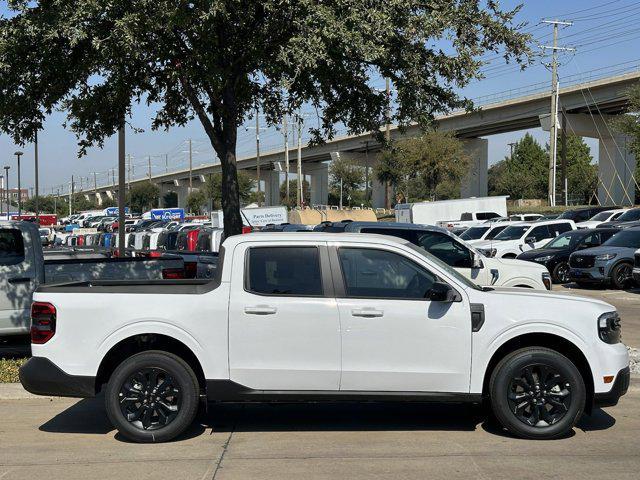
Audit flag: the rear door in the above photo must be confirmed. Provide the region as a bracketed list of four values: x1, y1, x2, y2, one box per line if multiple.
[228, 242, 341, 390]
[0, 226, 37, 334]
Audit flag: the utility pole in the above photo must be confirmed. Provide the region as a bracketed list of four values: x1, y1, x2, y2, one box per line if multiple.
[296, 116, 303, 207]
[283, 115, 290, 204]
[148, 155, 152, 182]
[93, 171, 98, 193]
[384, 77, 392, 209]
[112, 168, 115, 186]
[0, 174, 3, 216]
[255, 107, 262, 206]
[542, 19, 573, 207]
[165, 153, 168, 174]
[127, 154, 131, 191]
[14, 151, 23, 217]
[117, 120, 126, 257]
[508, 142, 516, 158]
[3, 166, 9, 215]
[188, 139, 193, 195]
[34, 130, 39, 221]
[561, 108, 568, 206]
[69, 175, 74, 216]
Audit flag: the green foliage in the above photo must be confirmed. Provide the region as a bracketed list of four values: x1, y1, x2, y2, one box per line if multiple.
[163, 191, 178, 208]
[99, 197, 117, 208]
[279, 178, 311, 207]
[0, 1, 530, 236]
[203, 171, 255, 209]
[128, 183, 159, 213]
[186, 190, 207, 214]
[489, 133, 597, 203]
[329, 156, 365, 207]
[375, 131, 469, 203]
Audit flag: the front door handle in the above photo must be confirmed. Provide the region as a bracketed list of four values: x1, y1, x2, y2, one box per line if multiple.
[351, 308, 384, 318]
[8, 277, 32, 284]
[244, 305, 277, 315]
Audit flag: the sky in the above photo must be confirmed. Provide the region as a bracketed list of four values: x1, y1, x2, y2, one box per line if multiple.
[0, 0, 639, 194]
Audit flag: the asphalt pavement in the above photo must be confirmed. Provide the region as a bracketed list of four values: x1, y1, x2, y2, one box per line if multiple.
[0, 384, 638, 480]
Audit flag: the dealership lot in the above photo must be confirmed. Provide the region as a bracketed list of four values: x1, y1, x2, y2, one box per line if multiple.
[0, 385, 639, 480]
[0, 283, 638, 480]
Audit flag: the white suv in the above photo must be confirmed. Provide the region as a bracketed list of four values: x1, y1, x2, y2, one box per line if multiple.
[473, 220, 576, 258]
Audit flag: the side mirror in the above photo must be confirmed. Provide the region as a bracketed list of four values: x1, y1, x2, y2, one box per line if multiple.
[425, 282, 461, 303]
[525, 236, 536, 244]
[472, 253, 483, 269]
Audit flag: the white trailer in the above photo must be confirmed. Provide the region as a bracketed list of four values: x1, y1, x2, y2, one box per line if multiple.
[395, 196, 509, 226]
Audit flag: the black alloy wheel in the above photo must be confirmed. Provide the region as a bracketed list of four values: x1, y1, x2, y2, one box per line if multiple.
[118, 367, 181, 431]
[553, 262, 570, 284]
[611, 262, 632, 289]
[507, 364, 571, 428]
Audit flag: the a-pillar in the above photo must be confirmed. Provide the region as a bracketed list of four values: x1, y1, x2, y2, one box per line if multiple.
[460, 138, 488, 198]
[263, 170, 281, 206]
[304, 162, 329, 207]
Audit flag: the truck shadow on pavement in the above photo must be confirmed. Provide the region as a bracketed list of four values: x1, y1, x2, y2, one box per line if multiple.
[38, 396, 617, 441]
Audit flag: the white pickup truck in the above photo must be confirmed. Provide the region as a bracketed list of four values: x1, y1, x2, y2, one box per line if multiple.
[436, 211, 503, 230]
[0, 221, 184, 336]
[20, 233, 629, 443]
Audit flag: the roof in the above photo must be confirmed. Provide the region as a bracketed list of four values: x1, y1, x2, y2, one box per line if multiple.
[225, 231, 412, 248]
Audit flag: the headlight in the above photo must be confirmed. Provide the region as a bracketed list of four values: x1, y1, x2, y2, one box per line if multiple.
[595, 253, 617, 261]
[542, 272, 552, 290]
[534, 255, 554, 262]
[598, 311, 621, 344]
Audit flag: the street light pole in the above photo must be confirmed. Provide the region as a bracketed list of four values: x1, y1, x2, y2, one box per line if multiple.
[4, 166, 10, 216]
[34, 130, 39, 221]
[14, 151, 23, 218]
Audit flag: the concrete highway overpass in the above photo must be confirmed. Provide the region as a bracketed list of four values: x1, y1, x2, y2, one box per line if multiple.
[78, 71, 640, 209]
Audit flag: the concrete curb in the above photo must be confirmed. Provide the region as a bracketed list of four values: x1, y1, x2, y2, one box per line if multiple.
[2, 374, 640, 400]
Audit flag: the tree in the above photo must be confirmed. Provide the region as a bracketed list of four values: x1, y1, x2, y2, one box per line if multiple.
[186, 190, 207, 214]
[329, 156, 365, 207]
[557, 135, 597, 204]
[203, 171, 255, 210]
[128, 183, 159, 213]
[163, 191, 178, 208]
[612, 83, 640, 202]
[279, 179, 310, 207]
[375, 131, 469, 203]
[490, 133, 548, 199]
[99, 197, 117, 208]
[0, 1, 530, 237]
[375, 148, 405, 206]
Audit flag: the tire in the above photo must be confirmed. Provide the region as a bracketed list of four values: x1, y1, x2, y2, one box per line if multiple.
[610, 262, 632, 289]
[105, 350, 200, 443]
[552, 262, 570, 284]
[489, 347, 586, 440]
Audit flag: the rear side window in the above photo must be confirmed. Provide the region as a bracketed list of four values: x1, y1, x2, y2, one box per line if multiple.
[0, 229, 25, 266]
[553, 222, 573, 235]
[461, 212, 472, 221]
[247, 247, 323, 296]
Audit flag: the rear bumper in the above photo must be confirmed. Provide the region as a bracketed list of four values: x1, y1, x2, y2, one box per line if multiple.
[19, 357, 96, 398]
[593, 366, 630, 408]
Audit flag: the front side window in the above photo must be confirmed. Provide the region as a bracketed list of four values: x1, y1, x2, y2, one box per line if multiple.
[553, 222, 573, 235]
[0, 229, 25, 266]
[529, 225, 552, 242]
[248, 247, 323, 296]
[415, 232, 473, 268]
[338, 248, 436, 299]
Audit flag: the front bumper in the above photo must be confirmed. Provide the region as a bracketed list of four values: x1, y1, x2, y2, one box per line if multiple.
[569, 265, 609, 283]
[594, 366, 630, 408]
[19, 357, 96, 398]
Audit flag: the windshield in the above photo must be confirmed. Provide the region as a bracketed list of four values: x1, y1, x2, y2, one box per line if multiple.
[544, 231, 583, 249]
[557, 210, 578, 220]
[485, 225, 508, 240]
[590, 211, 615, 221]
[459, 226, 489, 240]
[603, 229, 640, 248]
[494, 225, 530, 241]
[405, 242, 482, 291]
[616, 209, 640, 222]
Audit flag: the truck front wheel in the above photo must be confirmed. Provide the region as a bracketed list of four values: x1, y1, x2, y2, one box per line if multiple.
[489, 347, 586, 440]
[105, 351, 200, 443]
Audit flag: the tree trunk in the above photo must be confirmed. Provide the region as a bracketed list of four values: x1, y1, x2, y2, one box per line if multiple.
[219, 146, 243, 238]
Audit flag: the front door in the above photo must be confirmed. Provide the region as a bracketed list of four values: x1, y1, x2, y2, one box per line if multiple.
[228, 242, 341, 390]
[333, 245, 472, 393]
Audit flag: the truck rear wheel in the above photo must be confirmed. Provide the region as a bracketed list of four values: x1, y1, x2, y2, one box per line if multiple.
[105, 351, 200, 443]
[489, 347, 585, 440]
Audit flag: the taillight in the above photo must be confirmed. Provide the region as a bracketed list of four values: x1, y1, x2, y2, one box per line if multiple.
[31, 302, 56, 344]
[162, 268, 185, 279]
[242, 226, 252, 234]
[148, 250, 162, 258]
[184, 261, 197, 279]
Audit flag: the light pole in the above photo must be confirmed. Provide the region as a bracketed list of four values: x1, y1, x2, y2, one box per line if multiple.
[0, 174, 3, 216]
[4, 166, 10, 216]
[14, 151, 23, 217]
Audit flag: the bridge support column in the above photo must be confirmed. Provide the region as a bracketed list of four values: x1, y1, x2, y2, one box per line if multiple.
[304, 163, 329, 207]
[95, 192, 103, 206]
[460, 138, 488, 198]
[598, 134, 636, 205]
[263, 170, 281, 206]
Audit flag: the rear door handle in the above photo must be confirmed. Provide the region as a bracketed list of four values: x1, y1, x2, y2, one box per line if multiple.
[351, 309, 384, 318]
[244, 305, 277, 315]
[8, 277, 32, 284]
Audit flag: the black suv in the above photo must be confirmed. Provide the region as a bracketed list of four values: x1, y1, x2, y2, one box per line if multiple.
[516, 228, 619, 283]
[557, 206, 621, 224]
